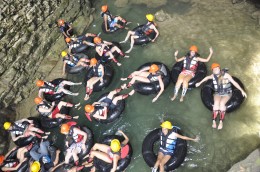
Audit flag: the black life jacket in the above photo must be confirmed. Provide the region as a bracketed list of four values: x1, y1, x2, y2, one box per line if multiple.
[141, 22, 154, 35]
[36, 101, 52, 116]
[213, 69, 232, 95]
[101, 10, 113, 23]
[183, 52, 199, 71]
[160, 129, 177, 152]
[63, 55, 79, 67]
[9, 122, 28, 135]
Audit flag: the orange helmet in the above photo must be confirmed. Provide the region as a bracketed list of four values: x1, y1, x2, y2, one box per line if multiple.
[57, 19, 65, 26]
[101, 5, 108, 12]
[65, 37, 71, 43]
[93, 37, 102, 44]
[189, 45, 198, 53]
[34, 97, 43, 104]
[36, 80, 44, 87]
[60, 124, 70, 134]
[0, 155, 4, 164]
[149, 64, 159, 73]
[211, 63, 220, 70]
[90, 58, 98, 66]
[85, 104, 95, 113]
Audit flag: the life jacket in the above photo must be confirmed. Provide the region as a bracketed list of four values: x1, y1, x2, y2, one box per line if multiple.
[101, 10, 113, 24]
[63, 55, 79, 67]
[39, 82, 57, 95]
[213, 70, 232, 95]
[108, 144, 129, 160]
[183, 53, 199, 72]
[92, 63, 103, 77]
[59, 22, 70, 33]
[91, 104, 106, 116]
[141, 22, 154, 35]
[69, 40, 82, 49]
[9, 122, 28, 136]
[68, 125, 83, 143]
[160, 128, 177, 152]
[147, 70, 163, 82]
[36, 101, 52, 117]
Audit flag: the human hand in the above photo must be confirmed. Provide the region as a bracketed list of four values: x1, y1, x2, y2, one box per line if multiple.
[174, 50, 178, 58]
[151, 39, 155, 42]
[209, 47, 213, 54]
[195, 83, 200, 87]
[117, 62, 122, 66]
[117, 130, 124, 135]
[152, 97, 158, 103]
[241, 90, 247, 98]
[194, 135, 200, 142]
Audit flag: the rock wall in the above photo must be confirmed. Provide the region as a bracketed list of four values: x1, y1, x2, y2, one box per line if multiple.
[0, 0, 94, 154]
[0, 0, 94, 108]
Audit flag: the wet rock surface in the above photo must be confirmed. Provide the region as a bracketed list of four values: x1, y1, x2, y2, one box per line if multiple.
[0, 0, 94, 154]
[0, 0, 93, 108]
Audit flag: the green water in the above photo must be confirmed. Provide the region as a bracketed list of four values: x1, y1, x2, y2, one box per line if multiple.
[55, 0, 260, 171]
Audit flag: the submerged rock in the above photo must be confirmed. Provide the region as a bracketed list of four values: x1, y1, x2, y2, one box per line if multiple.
[155, 9, 170, 22]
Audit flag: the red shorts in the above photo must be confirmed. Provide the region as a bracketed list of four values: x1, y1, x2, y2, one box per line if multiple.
[51, 106, 60, 118]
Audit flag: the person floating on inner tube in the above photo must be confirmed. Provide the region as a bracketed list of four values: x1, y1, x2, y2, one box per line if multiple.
[170, 46, 213, 102]
[101, 5, 130, 32]
[0, 144, 33, 171]
[120, 14, 159, 53]
[60, 123, 88, 166]
[61, 51, 90, 76]
[37, 79, 81, 99]
[195, 63, 247, 129]
[94, 37, 129, 66]
[85, 88, 135, 121]
[152, 121, 199, 172]
[29, 139, 61, 172]
[121, 64, 164, 102]
[3, 119, 50, 142]
[84, 58, 104, 101]
[88, 130, 129, 172]
[57, 19, 73, 40]
[34, 97, 79, 120]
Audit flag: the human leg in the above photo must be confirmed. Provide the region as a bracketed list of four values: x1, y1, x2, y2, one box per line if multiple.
[120, 31, 135, 43]
[153, 151, 164, 172]
[179, 74, 193, 102]
[125, 35, 139, 53]
[218, 95, 231, 130]
[212, 95, 221, 128]
[171, 74, 185, 101]
[159, 155, 172, 172]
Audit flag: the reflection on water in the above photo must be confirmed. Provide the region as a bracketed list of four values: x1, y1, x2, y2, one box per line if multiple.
[62, 0, 260, 171]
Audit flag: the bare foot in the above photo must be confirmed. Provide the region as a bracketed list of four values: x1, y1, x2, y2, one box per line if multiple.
[217, 121, 223, 130]
[180, 96, 184, 102]
[121, 84, 127, 89]
[170, 95, 177, 101]
[75, 103, 80, 107]
[212, 120, 217, 128]
[45, 132, 51, 135]
[121, 78, 128, 81]
[129, 90, 135, 96]
[72, 93, 79, 96]
[73, 116, 79, 119]
[117, 62, 122, 66]
[120, 40, 127, 44]
[124, 55, 130, 58]
[42, 136, 48, 139]
[75, 82, 82, 85]
[84, 94, 89, 101]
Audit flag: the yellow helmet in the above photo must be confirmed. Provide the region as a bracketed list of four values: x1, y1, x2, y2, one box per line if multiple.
[61, 51, 67, 57]
[3, 122, 11, 130]
[160, 121, 172, 129]
[146, 14, 154, 22]
[110, 139, 121, 152]
[31, 161, 40, 172]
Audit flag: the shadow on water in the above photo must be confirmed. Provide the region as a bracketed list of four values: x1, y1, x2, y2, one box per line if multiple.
[47, 0, 260, 171]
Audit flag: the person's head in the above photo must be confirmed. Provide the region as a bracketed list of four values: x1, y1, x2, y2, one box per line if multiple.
[93, 37, 102, 44]
[0, 155, 4, 165]
[160, 121, 173, 135]
[57, 19, 65, 26]
[34, 97, 43, 104]
[65, 37, 71, 43]
[146, 14, 154, 22]
[31, 161, 41, 172]
[60, 123, 70, 135]
[149, 64, 159, 73]
[3, 122, 12, 130]
[189, 45, 198, 56]
[36, 80, 45, 87]
[101, 5, 108, 12]
[61, 51, 68, 57]
[110, 139, 121, 152]
[211, 63, 220, 74]
[90, 58, 98, 66]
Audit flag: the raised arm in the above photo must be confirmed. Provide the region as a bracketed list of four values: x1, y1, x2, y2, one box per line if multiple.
[174, 50, 185, 62]
[151, 25, 159, 42]
[197, 47, 213, 62]
[118, 130, 129, 145]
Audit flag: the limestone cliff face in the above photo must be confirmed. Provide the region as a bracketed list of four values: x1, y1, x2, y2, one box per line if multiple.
[0, 0, 94, 108]
[0, 0, 94, 154]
